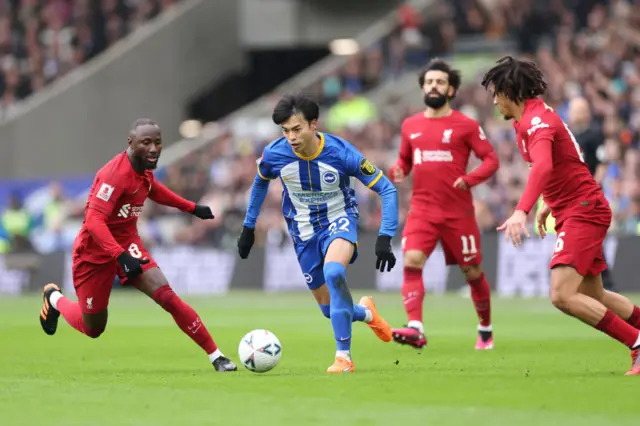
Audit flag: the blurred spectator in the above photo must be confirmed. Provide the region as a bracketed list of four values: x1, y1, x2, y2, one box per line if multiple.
[0, 0, 182, 119]
[12, 0, 640, 254]
[1, 193, 34, 252]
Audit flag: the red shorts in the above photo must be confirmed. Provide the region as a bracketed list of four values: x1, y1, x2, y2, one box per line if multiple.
[402, 214, 482, 267]
[72, 238, 157, 314]
[549, 219, 608, 276]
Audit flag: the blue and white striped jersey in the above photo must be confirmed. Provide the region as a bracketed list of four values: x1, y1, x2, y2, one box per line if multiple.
[255, 132, 395, 242]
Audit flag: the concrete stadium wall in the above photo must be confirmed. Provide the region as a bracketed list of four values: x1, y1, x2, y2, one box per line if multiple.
[0, 0, 244, 179]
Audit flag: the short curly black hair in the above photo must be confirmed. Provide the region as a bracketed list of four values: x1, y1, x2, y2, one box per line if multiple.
[481, 56, 548, 102]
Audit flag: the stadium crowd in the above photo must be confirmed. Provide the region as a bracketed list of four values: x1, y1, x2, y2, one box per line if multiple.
[0, 0, 181, 119]
[4, 0, 640, 254]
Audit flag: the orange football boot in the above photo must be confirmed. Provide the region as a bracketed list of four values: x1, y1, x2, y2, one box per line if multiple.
[625, 348, 640, 376]
[40, 283, 61, 336]
[359, 296, 393, 342]
[327, 356, 355, 373]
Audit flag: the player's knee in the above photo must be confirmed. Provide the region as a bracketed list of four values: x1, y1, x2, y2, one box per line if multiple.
[85, 326, 106, 339]
[549, 288, 571, 313]
[462, 266, 482, 281]
[151, 284, 176, 309]
[323, 262, 346, 286]
[404, 252, 425, 269]
[319, 304, 331, 319]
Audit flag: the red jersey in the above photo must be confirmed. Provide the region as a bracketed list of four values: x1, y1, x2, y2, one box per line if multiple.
[395, 109, 499, 219]
[73, 151, 195, 264]
[513, 98, 609, 226]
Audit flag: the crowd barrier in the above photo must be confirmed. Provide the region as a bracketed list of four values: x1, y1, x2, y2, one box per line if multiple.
[0, 231, 634, 297]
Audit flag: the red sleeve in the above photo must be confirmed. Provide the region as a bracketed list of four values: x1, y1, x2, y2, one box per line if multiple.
[516, 127, 555, 214]
[392, 124, 413, 175]
[85, 207, 125, 259]
[148, 179, 196, 212]
[462, 124, 499, 187]
[87, 172, 126, 216]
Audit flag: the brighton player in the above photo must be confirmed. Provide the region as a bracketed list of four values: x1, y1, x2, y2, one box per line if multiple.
[237, 93, 398, 373]
[482, 56, 640, 375]
[38, 119, 237, 372]
[390, 59, 499, 350]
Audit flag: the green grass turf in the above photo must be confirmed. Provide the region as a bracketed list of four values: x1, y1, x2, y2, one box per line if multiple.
[0, 290, 638, 426]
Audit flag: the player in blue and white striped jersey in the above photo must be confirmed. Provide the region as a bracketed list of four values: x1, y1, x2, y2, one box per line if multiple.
[237, 93, 399, 373]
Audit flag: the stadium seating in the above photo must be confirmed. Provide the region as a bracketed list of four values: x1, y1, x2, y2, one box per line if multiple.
[0, 0, 181, 119]
[4, 0, 640, 254]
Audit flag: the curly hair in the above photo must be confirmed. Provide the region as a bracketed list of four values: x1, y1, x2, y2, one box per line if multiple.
[481, 56, 548, 102]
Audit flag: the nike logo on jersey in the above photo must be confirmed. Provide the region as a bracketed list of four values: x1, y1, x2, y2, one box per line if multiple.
[463, 255, 476, 262]
[410, 133, 422, 140]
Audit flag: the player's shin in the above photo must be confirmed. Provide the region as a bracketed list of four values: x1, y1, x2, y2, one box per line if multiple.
[323, 262, 354, 359]
[151, 285, 219, 356]
[319, 303, 370, 322]
[466, 272, 492, 326]
[551, 268, 640, 348]
[599, 291, 640, 328]
[402, 266, 425, 331]
[555, 292, 640, 347]
[465, 270, 493, 347]
[626, 304, 640, 329]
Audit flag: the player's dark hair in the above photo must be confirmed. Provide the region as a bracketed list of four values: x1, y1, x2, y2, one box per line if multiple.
[272, 93, 320, 125]
[481, 56, 548, 102]
[418, 58, 462, 99]
[129, 118, 157, 136]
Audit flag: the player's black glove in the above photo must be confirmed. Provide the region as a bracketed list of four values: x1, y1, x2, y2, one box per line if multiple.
[117, 252, 150, 279]
[375, 235, 396, 272]
[237, 226, 255, 259]
[192, 204, 215, 220]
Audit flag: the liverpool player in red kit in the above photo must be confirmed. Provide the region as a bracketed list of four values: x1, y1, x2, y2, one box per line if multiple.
[390, 59, 499, 350]
[482, 56, 640, 375]
[38, 119, 237, 372]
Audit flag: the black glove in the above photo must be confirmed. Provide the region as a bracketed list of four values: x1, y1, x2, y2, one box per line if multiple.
[192, 204, 215, 220]
[375, 235, 396, 272]
[237, 226, 255, 259]
[117, 252, 150, 279]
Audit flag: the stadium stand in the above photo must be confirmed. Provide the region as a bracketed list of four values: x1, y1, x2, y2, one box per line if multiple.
[3, 0, 640, 255]
[0, 0, 182, 119]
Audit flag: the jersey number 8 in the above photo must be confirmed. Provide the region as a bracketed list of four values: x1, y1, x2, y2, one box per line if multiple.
[128, 243, 142, 258]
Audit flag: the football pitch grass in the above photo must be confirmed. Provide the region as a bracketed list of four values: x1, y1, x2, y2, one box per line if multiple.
[1, 290, 638, 426]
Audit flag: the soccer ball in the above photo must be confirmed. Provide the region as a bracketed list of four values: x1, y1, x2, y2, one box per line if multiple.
[238, 329, 282, 373]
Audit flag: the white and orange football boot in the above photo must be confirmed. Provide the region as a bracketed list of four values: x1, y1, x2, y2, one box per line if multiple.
[359, 296, 393, 342]
[327, 356, 355, 373]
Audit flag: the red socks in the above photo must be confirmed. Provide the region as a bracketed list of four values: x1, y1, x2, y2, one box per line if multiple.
[626, 305, 640, 329]
[58, 297, 104, 338]
[402, 267, 425, 322]
[151, 285, 218, 354]
[596, 309, 640, 348]
[402, 268, 492, 329]
[467, 273, 492, 327]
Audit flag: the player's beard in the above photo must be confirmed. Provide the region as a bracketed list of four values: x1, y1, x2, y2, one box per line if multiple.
[132, 154, 158, 170]
[145, 157, 159, 170]
[424, 92, 448, 109]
